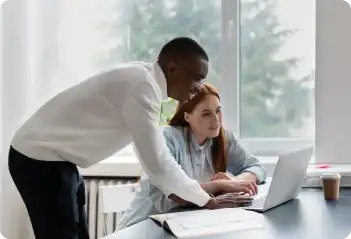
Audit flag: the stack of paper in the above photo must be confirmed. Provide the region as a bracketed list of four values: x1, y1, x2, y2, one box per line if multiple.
[149, 208, 265, 238]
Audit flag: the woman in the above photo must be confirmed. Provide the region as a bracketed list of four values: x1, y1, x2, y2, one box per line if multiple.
[118, 83, 266, 229]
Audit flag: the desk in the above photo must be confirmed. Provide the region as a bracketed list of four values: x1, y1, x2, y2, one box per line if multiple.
[109, 188, 351, 239]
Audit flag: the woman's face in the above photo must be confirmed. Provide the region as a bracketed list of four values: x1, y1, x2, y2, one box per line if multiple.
[185, 94, 222, 139]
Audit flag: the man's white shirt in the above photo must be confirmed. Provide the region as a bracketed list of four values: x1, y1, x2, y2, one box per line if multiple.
[11, 62, 210, 206]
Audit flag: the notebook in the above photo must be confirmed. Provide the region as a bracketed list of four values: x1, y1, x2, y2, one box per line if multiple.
[149, 208, 265, 238]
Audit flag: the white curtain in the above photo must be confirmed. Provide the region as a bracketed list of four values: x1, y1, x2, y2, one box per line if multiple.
[1, 0, 60, 238]
[1, 1, 130, 237]
[1, 1, 34, 238]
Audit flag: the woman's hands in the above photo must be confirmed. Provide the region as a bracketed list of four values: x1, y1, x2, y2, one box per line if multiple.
[212, 178, 258, 196]
[211, 172, 258, 195]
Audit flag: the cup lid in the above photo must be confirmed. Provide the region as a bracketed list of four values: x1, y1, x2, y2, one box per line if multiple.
[320, 172, 341, 179]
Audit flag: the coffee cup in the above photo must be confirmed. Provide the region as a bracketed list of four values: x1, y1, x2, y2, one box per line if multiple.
[320, 173, 341, 200]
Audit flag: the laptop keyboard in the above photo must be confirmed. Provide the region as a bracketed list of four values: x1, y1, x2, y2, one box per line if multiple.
[250, 195, 267, 208]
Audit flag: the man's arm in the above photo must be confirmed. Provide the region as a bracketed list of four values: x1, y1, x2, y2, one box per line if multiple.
[122, 81, 211, 207]
[152, 126, 223, 211]
[154, 181, 220, 212]
[168, 181, 254, 209]
[167, 181, 220, 205]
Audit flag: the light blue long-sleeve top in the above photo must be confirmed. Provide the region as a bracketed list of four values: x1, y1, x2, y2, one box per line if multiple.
[118, 125, 266, 229]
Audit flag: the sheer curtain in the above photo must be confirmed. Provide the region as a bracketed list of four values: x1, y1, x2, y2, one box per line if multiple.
[0, 0, 125, 236]
[1, 0, 135, 237]
[1, 0, 60, 238]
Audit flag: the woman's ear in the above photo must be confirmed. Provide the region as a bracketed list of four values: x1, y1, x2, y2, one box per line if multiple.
[184, 112, 190, 123]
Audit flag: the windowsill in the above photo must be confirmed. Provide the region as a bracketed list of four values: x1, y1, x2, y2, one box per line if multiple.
[78, 156, 142, 177]
[78, 155, 351, 178]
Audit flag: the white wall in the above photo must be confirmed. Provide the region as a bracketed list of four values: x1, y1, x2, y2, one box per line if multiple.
[315, 0, 351, 164]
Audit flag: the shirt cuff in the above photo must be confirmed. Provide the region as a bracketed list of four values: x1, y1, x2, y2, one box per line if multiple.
[162, 186, 211, 207]
[163, 188, 173, 198]
[188, 190, 211, 207]
[242, 166, 266, 184]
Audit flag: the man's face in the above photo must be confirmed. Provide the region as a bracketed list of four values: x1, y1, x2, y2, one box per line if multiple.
[167, 57, 208, 102]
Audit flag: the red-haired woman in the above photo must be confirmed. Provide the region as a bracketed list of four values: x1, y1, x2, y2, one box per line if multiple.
[119, 83, 266, 229]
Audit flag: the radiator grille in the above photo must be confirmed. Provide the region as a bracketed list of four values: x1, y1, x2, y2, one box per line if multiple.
[83, 177, 138, 239]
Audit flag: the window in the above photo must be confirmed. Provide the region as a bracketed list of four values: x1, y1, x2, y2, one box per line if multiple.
[240, 0, 315, 137]
[47, 0, 315, 160]
[237, 0, 315, 155]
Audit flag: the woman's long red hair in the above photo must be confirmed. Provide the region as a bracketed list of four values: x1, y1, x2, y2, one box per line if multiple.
[168, 83, 227, 173]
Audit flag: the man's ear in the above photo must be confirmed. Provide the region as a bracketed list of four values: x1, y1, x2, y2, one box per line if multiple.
[167, 61, 177, 78]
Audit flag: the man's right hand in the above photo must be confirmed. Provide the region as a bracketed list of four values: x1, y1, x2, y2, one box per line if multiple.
[204, 192, 253, 209]
[213, 179, 257, 195]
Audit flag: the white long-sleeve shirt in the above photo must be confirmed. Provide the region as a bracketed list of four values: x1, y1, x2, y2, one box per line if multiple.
[11, 61, 211, 206]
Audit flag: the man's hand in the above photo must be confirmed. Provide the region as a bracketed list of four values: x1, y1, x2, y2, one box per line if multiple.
[204, 198, 219, 209]
[215, 192, 253, 208]
[214, 179, 258, 195]
[204, 193, 253, 209]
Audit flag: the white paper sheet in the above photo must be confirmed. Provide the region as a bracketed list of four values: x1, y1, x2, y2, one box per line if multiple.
[149, 208, 266, 238]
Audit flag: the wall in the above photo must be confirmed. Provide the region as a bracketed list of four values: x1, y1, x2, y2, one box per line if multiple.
[315, 0, 351, 163]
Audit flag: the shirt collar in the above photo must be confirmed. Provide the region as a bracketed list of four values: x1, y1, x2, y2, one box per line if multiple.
[186, 127, 213, 152]
[152, 62, 168, 100]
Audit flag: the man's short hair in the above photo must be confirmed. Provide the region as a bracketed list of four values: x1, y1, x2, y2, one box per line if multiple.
[158, 37, 209, 62]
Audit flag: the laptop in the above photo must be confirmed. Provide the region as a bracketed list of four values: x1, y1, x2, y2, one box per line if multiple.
[242, 146, 314, 212]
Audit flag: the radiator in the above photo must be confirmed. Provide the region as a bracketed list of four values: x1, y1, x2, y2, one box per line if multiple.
[83, 177, 139, 239]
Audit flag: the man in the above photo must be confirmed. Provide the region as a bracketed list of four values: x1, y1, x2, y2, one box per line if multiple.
[8, 37, 256, 239]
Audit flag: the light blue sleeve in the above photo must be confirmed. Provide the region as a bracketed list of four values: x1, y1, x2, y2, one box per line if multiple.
[226, 130, 267, 184]
[151, 126, 182, 212]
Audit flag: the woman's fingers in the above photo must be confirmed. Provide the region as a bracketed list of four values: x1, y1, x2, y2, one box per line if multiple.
[239, 186, 254, 196]
[240, 180, 257, 195]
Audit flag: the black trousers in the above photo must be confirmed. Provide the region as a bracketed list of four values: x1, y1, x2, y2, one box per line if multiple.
[8, 146, 90, 239]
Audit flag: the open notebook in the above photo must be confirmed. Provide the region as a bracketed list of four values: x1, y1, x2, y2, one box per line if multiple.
[149, 208, 265, 238]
